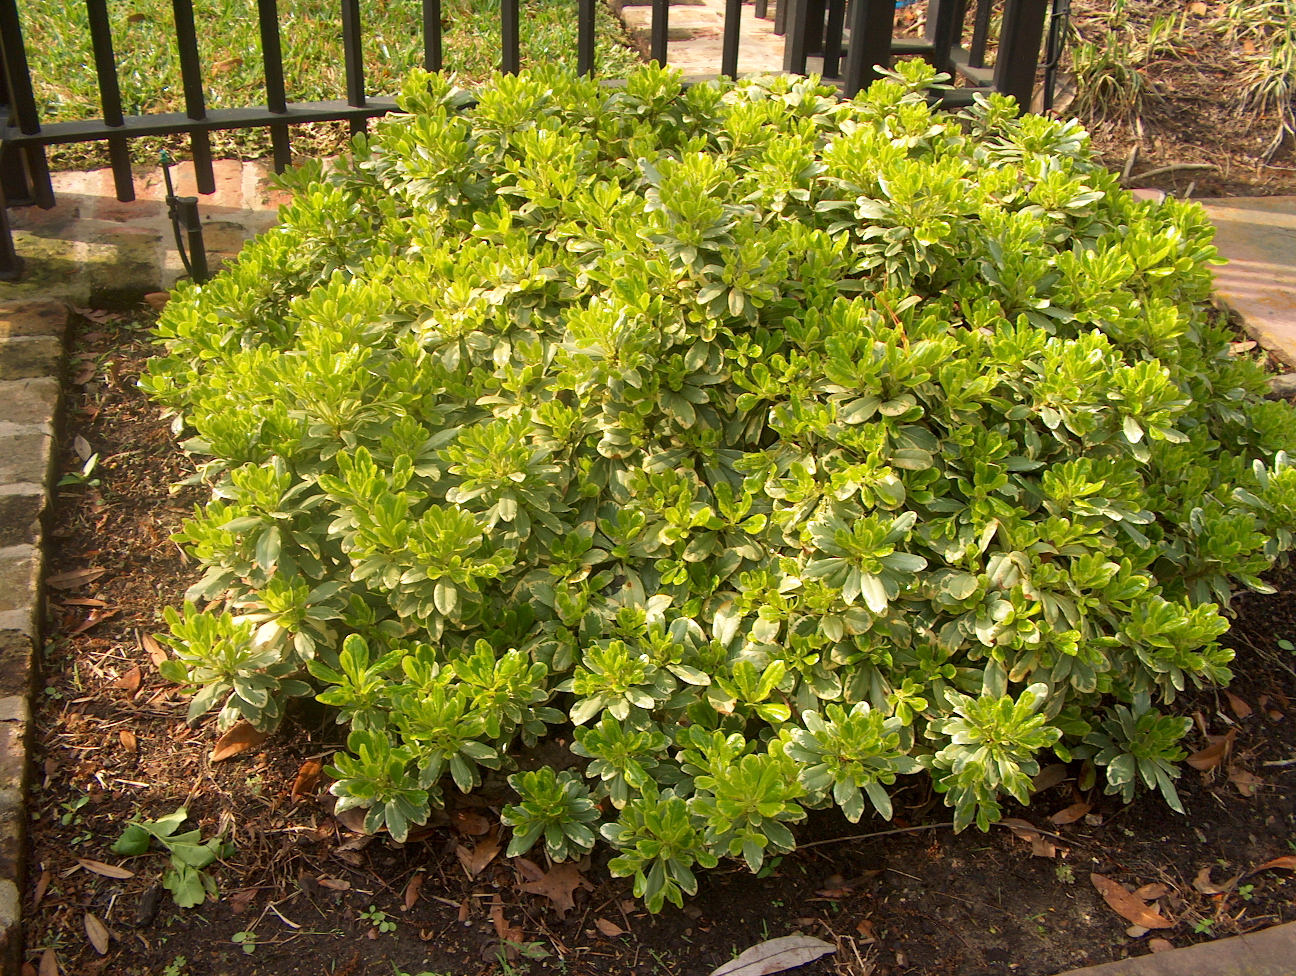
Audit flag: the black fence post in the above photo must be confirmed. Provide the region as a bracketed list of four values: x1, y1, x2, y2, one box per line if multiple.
[423, 0, 443, 72]
[501, 0, 520, 73]
[86, 0, 135, 201]
[650, 0, 669, 66]
[256, 0, 292, 171]
[721, 0, 742, 78]
[994, 0, 1049, 109]
[782, 0, 809, 74]
[339, 0, 367, 132]
[0, 0, 52, 209]
[923, 0, 959, 75]
[843, 0, 896, 97]
[578, 0, 596, 76]
[170, 0, 215, 193]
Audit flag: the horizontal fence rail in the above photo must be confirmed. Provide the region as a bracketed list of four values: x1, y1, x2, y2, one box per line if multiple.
[0, 0, 1056, 280]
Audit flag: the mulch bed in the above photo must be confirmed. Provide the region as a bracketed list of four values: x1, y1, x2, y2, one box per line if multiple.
[20, 305, 1296, 976]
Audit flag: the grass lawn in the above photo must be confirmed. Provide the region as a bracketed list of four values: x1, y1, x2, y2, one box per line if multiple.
[22, 0, 642, 166]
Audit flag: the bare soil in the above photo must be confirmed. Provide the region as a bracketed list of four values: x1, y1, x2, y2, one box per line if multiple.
[20, 308, 1296, 976]
[1065, 0, 1296, 198]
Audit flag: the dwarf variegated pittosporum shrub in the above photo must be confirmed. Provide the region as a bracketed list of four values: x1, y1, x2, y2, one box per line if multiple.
[144, 61, 1296, 911]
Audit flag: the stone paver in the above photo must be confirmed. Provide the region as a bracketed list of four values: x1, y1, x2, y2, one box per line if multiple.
[0, 300, 63, 976]
[1200, 196, 1296, 367]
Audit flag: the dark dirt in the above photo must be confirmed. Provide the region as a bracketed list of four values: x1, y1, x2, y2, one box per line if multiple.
[1065, 0, 1296, 199]
[19, 312, 1296, 976]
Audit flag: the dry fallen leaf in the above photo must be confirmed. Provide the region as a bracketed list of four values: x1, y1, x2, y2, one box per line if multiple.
[39, 948, 58, 976]
[1090, 874, 1174, 929]
[70, 609, 118, 637]
[46, 567, 106, 590]
[1187, 728, 1236, 770]
[211, 721, 270, 762]
[141, 633, 169, 667]
[119, 729, 138, 753]
[1225, 692, 1253, 719]
[1188, 1, 1208, 13]
[144, 292, 170, 310]
[517, 862, 595, 919]
[1229, 340, 1258, 355]
[60, 598, 108, 608]
[1050, 802, 1091, 826]
[455, 828, 502, 878]
[1031, 764, 1069, 793]
[595, 917, 627, 937]
[32, 869, 51, 911]
[452, 809, 491, 836]
[84, 912, 110, 955]
[73, 435, 94, 462]
[1131, 884, 1167, 902]
[1149, 938, 1175, 954]
[1000, 817, 1057, 857]
[76, 859, 134, 880]
[1229, 768, 1263, 797]
[709, 935, 837, 976]
[490, 897, 524, 957]
[316, 877, 351, 891]
[403, 871, 424, 912]
[290, 760, 323, 800]
[1250, 855, 1296, 874]
[228, 888, 258, 913]
[1192, 866, 1240, 895]
[856, 918, 876, 942]
[513, 857, 546, 883]
[1242, 38, 1257, 55]
[114, 669, 141, 701]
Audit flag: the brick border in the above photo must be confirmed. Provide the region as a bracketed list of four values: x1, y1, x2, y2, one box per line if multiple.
[0, 301, 66, 974]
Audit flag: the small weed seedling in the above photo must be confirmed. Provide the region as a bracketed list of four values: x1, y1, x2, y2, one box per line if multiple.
[111, 806, 233, 908]
[360, 905, 397, 933]
[1055, 862, 1076, 884]
[1238, 883, 1256, 901]
[162, 956, 187, 976]
[1194, 919, 1215, 935]
[231, 930, 257, 954]
[1279, 639, 1295, 653]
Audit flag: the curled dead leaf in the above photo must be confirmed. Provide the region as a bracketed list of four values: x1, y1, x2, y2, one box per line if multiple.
[1225, 692, 1252, 719]
[1132, 883, 1169, 901]
[1000, 817, 1057, 857]
[290, 760, 323, 800]
[71, 608, 119, 636]
[1149, 938, 1175, 954]
[211, 721, 269, 762]
[1032, 764, 1069, 793]
[455, 828, 502, 878]
[119, 729, 137, 753]
[1090, 874, 1174, 929]
[1126, 924, 1149, 938]
[228, 888, 258, 913]
[595, 917, 627, 937]
[1229, 768, 1263, 797]
[1192, 866, 1239, 895]
[452, 809, 491, 836]
[32, 869, 51, 911]
[1250, 855, 1296, 874]
[144, 292, 170, 310]
[404, 871, 424, 912]
[140, 633, 169, 668]
[1050, 802, 1091, 826]
[1187, 728, 1236, 770]
[39, 948, 58, 976]
[316, 877, 351, 891]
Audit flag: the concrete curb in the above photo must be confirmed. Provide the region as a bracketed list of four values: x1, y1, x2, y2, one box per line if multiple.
[1052, 920, 1296, 976]
[0, 301, 65, 975]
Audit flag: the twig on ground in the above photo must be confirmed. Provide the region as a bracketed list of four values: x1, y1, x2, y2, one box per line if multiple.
[1124, 162, 1219, 185]
[797, 819, 1078, 850]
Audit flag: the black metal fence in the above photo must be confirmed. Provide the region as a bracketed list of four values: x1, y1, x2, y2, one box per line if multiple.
[0, 0, 1058, 282]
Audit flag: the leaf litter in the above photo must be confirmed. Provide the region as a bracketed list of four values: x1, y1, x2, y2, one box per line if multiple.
[708, 935, 837, 976]
[1090, 873, 1175, 929]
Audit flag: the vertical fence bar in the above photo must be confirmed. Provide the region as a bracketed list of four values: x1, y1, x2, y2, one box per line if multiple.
[86, 0, 134, 201]
[843, 0, 895, 97]
[968, 0, 992, 67]
[994, 0, 1048, 109]
[721, 0, 741, 78]
[0, 0, 53, 208]
[171, 0, 215, 194]
[256, 0, 291, 171]
[650, 0, 668, 65]
[501, 0, 520, 73]
[755, 0, 767, 20]
[781, 0, 809, 73]
[923, 0, 958, 74]
[774, 0, 786, 36]
[578, 0, 595, 75]
[1040, 0, 1070, 112]
[339, 0, 367, 133]
[821, 0, 845, 78]
[423, 0, 442, 71]
[0, 165, 21, 279]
